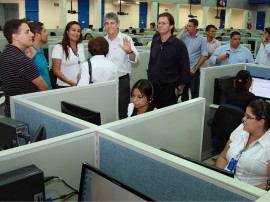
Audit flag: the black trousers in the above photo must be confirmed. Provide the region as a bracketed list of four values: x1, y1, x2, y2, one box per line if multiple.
[152, 82, 179, 109]
[181, 69, 200, 102]
[118, 74, 130, 119]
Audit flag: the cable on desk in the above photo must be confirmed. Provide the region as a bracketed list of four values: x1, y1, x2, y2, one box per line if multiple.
[44, 176, 79, 201]
[51, 191, 77, 201]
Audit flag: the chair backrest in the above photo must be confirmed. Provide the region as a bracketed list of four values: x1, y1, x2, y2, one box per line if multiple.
[212, 104, 245, 151]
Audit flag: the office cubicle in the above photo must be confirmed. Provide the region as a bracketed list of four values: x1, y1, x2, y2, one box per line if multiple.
[103, 98, 205, 161]
[10, 81, 118, 137]
[4, 80, 270, 201]
[199, 63, 270, 159]
[0, 116, 265, 201]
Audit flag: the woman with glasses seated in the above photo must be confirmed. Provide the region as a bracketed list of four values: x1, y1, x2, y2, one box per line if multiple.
[216, 100, 270, 190]
[225, 70, 256, 110]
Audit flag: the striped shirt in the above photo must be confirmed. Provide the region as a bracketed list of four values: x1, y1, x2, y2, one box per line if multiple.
[0, 45, 40, 117]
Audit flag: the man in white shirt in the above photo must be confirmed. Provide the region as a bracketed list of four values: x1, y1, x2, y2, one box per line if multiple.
[104, 12, 139, 119]
[201, 25, 221, 68]
[255, 27, 270, 66]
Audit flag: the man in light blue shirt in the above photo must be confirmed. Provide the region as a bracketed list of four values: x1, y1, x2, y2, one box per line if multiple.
[29, 21, 52, 89]
[177, 19, 208, 101]
[210, 31, 254, 66]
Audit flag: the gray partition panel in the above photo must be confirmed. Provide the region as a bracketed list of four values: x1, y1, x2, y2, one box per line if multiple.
[21, 81, 118, 125]
[199, 64, 245, 158]
[0, 131, 96, 198]
[99, 137, 250, 201]
[246, 65, 270, 78]
[14, 102, 84, 139]
[130, 50, 149, 89]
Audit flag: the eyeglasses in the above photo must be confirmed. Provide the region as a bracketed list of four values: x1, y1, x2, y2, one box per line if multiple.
[158, 22, 169, 26]
[244, 113, 256, 120]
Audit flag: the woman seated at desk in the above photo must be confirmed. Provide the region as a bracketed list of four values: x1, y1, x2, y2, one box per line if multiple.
[128, 79, 155, 117]
[216, 100, 270, 190]
[225, 70, 256, 110]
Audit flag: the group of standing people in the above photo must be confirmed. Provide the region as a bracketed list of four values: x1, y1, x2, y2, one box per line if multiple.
[0, 11, 270, 191]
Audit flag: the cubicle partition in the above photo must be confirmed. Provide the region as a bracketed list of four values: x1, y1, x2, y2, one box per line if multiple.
[2, 89, 270, 201]
[199, 63, 270, 159]
[103, 98, 205, 161]
[246, 64, 270, 78]
[0, 125, 265, 201]
[130, 49, 149, 88]
[10, 81, 118, 137]
[0, 129, 97, 199]
[98, 131, 263, 201]
[199, 63, 245, 158]
[12, 97, 90, 139]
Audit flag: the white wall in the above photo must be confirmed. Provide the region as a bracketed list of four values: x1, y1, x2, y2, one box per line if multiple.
[231, 8, 244, 29]
[39, 0, 60, 29]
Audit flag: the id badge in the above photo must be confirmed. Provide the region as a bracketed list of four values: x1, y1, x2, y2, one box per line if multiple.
[227, 157, 238, 172]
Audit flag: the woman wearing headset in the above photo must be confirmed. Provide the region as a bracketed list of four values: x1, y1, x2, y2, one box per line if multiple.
[128, 79, 155, 117]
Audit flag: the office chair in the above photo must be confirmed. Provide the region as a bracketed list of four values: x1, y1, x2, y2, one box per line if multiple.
[208, 104, 245, 154]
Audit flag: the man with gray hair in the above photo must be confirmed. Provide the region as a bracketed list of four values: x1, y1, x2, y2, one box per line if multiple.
[104, 12, 139, 119]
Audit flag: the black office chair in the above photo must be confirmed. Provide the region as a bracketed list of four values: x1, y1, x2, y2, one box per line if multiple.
[208, 104, 245, 154]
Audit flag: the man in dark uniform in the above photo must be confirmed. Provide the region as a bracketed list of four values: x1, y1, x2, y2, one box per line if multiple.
[148, 12, 190, 108]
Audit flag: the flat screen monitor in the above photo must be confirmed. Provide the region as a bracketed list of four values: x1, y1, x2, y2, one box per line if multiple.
[249, 77, 270, 100]
[213, 75, 235, 105]
[190, 0, 201, 4]
[160, 148, 234, 178]
[61, 101, 101, 125]
[31, 124, 47, 143]
[78, 163, 155, 201]
[217, 0, 227, 7]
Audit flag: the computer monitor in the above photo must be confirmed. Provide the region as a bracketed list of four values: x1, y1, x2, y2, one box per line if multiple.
[31, 124, 47, 143]
[61, 101, 101, 125]
[250, 76, 270, 100]
[190, 0, 201, 4]
[160, 148, 234, 178]
[78, 163, 155, 201]
[213, 75, 235, 105]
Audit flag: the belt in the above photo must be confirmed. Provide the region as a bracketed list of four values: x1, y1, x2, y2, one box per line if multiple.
[119, 74, 129, 79]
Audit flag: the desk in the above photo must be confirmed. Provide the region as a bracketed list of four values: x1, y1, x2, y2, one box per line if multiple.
[209, 104, 219, 109]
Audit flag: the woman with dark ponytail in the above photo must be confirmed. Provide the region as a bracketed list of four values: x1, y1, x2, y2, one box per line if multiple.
[225, 70, 256, 110]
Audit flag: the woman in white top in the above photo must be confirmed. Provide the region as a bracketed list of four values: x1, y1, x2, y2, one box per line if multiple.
[77, 36, 118, 85]
[52, 21, 85, 87]
[128, 79, 155, 117]
[216, 101, 270, 190]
